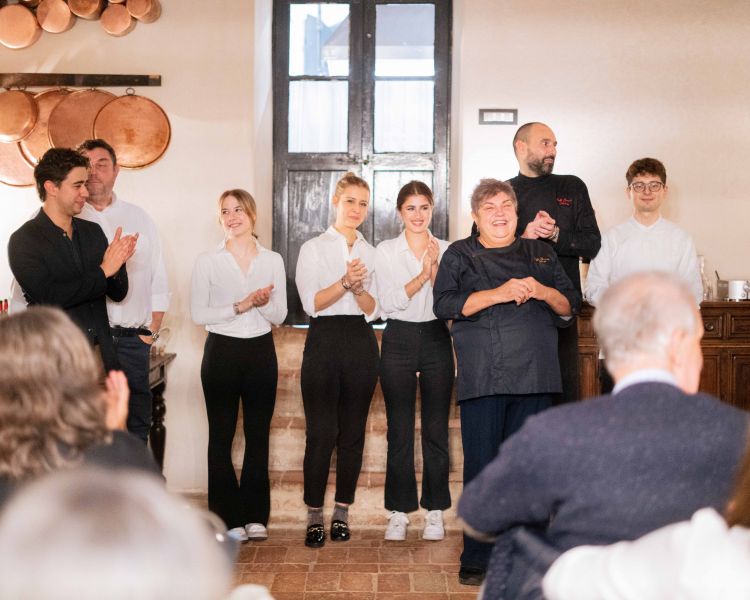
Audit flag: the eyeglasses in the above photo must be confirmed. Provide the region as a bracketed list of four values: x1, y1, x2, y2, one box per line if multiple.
[629, 181, 665, 193]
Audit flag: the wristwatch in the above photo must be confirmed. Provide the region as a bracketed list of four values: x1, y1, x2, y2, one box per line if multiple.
[151, 330, 161, 343]
[550, 226, 560, 243]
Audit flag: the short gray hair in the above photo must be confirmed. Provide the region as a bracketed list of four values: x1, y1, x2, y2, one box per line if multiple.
[470, 178, 518, 214]
[594, 272, 700, 374]
[0, 468, 233, 600]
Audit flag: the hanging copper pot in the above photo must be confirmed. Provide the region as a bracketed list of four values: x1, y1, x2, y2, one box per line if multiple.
[100, 3, 135, 36]
[19, 88, 71, 166]
[127, 0, 161, 23]
[48, 89, 115, 150]
[0, 142, 35, 187]
[94, 93, 171, 169]
[0, 90, 38, 143]
[36, 0, 76, 33]
[0, 4, 42, 49]
[67, 0, 104, 20]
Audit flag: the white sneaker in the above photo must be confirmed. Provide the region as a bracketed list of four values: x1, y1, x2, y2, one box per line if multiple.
[423, 510, 444, 541]
[384, 511, 409, 541]
[245, 523, 268, 540]
[227, 526, 249, 543]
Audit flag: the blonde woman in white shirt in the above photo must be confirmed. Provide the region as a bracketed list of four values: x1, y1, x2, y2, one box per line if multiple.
[295, 172, 380, 548]
[191, 189, 287, 544]
[375, 181, 454, 542]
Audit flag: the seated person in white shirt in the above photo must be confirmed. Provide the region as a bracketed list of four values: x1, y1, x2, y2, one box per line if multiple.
[585, 158, 703, 392]
[191, 189, 287, 544]
[374, 181, 453, 542]
[543, 438, 750, 600]
[295, 172, 379, 549]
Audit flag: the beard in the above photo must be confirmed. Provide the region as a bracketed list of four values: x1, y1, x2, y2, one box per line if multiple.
[526, 153, 555, 176]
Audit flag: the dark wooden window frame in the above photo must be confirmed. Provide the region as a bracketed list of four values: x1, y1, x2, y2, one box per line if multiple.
[272, 0, 452, 323]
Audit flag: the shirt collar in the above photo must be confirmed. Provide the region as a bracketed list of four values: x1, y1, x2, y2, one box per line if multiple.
[325, 225, 365, 244]
[630, 215, 663, 230]
[612, 368, 677, 394]
[217, 238, 267, 253]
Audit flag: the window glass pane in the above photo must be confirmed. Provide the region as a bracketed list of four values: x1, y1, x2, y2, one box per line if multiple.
[373, 171, 433, 247]
[289, 4, 350, 76]
[375, 4, 434, 76]
[374, 80, 433, 152]
[289, 81, 348, 152]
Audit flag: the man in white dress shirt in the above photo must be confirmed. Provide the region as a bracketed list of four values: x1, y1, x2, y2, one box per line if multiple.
[77, 139, 170, 443]
[585, 158, 702, 392]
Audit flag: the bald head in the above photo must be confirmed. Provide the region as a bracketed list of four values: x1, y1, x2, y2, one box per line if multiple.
[594, 272, 703, 393]
[513, 122, 557, 176]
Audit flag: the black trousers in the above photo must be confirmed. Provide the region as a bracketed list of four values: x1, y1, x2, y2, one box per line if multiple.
[555, 324, 580, 406]
[459, 393, 553, 571]
[201, 331, 277, 529]
[301, 315, 379, 507]
[380, 319, 454, 513]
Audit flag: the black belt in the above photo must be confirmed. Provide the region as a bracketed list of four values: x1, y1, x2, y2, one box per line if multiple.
[111, 326, 152, 337]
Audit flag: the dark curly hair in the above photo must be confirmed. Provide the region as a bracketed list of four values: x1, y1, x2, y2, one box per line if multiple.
[34, 147, 90, 202]
[625, 158, 667, 185]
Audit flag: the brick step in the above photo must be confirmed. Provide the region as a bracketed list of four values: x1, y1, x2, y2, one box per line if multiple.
[274, 372, 460, 419]
[267, 470, 464, 530]
[233, 414, 465, 474]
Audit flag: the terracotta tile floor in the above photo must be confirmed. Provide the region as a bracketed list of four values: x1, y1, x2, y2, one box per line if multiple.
[233, 527, 478, 599]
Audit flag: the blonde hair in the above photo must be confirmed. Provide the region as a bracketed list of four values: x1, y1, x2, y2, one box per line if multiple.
[0, 307, 110, 480]
[218, 189, 257, 230]
[333, 172, 369, 201]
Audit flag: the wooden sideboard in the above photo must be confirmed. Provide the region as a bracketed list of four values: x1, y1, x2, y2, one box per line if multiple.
[578, 302, 750, 410]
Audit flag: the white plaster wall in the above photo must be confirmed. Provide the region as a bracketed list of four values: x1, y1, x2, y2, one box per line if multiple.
[452, 0, 750, 281]
[0, 0, 273, 492]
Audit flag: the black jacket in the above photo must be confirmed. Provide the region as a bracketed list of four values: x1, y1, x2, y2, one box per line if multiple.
[433, 235, 580, 400]
[7, 209, 128, 370]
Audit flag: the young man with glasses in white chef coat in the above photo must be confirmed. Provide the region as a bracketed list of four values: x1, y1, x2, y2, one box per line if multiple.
[584, 157, 703, 392]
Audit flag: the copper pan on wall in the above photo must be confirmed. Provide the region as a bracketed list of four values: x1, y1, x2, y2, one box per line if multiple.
[0, 90, 38, 143]
[100, 3, 135, 36]
[127, 0, 161, 23]
[67, 0, 104, 20]
[0, 142, 35, 187]
[94, 93, 171, 169]
[19, 88, 70, 165]
[0, 4, 42, 49]
[36, 0, 76, 34]
[48, 89, 115, 150]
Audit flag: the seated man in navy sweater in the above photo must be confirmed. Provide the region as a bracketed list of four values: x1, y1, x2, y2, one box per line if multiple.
[458, 271, 750, 600]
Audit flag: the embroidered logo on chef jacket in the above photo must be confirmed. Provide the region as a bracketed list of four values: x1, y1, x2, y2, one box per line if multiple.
[557, 197, 572, 207]
[534, 256, 551, 264]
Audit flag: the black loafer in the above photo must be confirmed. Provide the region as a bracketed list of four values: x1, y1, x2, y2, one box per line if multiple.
[458, 566, 486, 586]
[304, 524, 325, 548]
[330, 519, 351, 542]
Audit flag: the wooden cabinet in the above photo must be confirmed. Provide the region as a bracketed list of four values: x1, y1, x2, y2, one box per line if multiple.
[577, 301, 750, 410]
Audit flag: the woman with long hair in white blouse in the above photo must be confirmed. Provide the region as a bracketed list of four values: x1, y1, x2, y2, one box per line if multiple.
[191, 189, 287, 543]
[295, 172, 380, 548]
[375, 181, 454, 542]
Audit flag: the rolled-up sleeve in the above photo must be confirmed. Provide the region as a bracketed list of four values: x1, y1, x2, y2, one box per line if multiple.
[147, 217, 170, 312]
[257, 253, 288, 325]
[433, 246, 478, 321]
[295, 240, 320, 318]
[374, 245, 410, 314]
[190, 254, 234, 325]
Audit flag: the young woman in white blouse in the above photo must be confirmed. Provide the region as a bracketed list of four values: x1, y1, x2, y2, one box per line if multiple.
[375, 181, 454, 542]
[295, 172, 380, 548]
[191, 189, 287, 543]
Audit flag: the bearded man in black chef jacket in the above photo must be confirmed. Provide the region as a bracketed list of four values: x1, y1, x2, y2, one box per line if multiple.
[508, 122, 601, 405]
